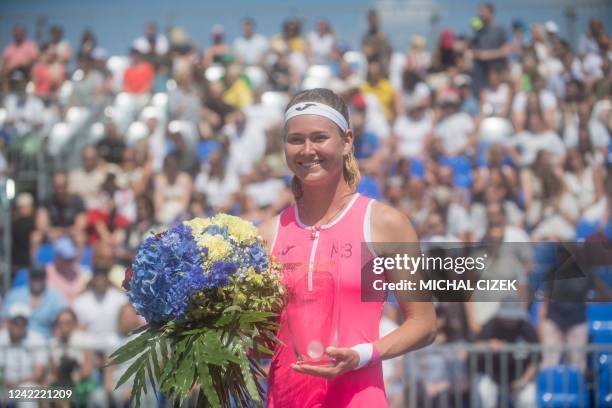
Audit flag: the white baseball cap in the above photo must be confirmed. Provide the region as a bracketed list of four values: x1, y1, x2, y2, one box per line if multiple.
[8, 303, 31, 320]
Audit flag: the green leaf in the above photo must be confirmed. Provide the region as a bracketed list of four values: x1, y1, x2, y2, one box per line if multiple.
[151, 342, 162, 379]
[145, 353, 157, 393]
[115, 355, 146, 390]
[223, 305, 243, 314]
[237, 347, 261, 403]
[239, 311, 277, 327]
[108, 331, 153, 366]
[196, 363, 221, 408]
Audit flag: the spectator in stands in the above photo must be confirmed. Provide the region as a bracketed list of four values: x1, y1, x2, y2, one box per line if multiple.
[118, 195, 160, 266]
[393, 95, 432, 159]
[0, 303, 47, 389]
[46, 25, 72, 64]
[76, 29, 98, 60]
[195, 147, 239, 214]
[222, 63, 253, 109]
[513, 75, 559, 132]
[71, 54, 110, 109]
[32, 171, 87, 260]
[267, 44, 297, 92]
[379, 304, 404, 408]
[86, 173, 131, 247]
[564, 147, 606, 222]
[116, 147, 152, 198]
[431, 29, 457, 73]
[475, 302, 538, 408]
[361, 9, 392, 75]
[47, 308, 94, 403]
[432, 90, 476, 157]
[202, 24, 232, 68]
[361, 61, 398, 122]
[132, 22, 169, 61]
[122, 48, 155, 94]
[479, 67, 512, 118]
[96, 121, 126, 165]
[307, 19, 335, 65]
[1, 25, 39, 94]
[201, 80, 235, 136]
[471, 2, 510, 95]
[3, 81, 45, 137]
[168, 70, 200, 123]
[410, 305, 467, 407]
[11, 192, 37, 274]
[69, 145, 119, 210]
[397, 69, 431, 117]
[3, 267, 65, 337]
[404, 35, 431, 78]
[89, 304, 153, 408]
[509, 102, 565, 167]
[153, 152, 193, 226]
[31, 45, 66, 101]
[272, 19, 307, 55]
[73, 264, 128, 351]
[233, 18, 269, 66]
[45, 236, 88, 305]
[168, 130, 199, 177]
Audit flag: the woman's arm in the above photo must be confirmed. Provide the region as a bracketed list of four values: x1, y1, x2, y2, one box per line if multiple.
[371, 202, 437, 360]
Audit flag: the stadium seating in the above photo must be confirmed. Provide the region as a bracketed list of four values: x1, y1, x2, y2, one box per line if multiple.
[537, 365, 590, 407]
[587, 303, 612, 339]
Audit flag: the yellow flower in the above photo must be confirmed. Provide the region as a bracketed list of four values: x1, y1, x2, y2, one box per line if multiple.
[184, 218, 212, 237]
[197, 233, 230, 262]
[222, 215, 260, 245]
[246, 267, 264, 286]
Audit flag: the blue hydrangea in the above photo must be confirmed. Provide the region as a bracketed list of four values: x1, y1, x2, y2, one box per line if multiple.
[129, 224, 210, 323]
[247, 242, 269, 273]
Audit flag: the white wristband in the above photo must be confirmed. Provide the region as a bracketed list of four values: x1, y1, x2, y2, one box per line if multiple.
[351, 343, 374, 370]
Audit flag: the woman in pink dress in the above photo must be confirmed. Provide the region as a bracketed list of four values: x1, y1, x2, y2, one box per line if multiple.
[258, 88, 437, 407]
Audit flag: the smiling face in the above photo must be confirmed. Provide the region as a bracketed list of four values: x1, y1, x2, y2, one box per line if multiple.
[284, 114, 352, 189]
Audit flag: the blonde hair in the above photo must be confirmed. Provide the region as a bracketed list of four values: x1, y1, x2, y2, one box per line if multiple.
[285, 88, 361, 198]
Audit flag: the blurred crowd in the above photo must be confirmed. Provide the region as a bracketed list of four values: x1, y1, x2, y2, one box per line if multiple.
[0, 2, 611, 407]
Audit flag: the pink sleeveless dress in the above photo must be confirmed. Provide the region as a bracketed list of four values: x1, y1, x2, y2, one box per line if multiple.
[267, 193, 387, 408]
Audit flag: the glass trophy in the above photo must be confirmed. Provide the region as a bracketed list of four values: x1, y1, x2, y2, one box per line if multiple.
[284, 267, 339, 366]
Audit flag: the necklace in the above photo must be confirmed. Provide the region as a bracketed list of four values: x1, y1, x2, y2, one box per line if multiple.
[299, 193, 355, 239]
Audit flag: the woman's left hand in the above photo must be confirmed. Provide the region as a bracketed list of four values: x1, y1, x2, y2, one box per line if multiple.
[290, 346, 360, 380]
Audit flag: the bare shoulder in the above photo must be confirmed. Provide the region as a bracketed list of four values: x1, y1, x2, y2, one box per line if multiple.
[257, 215, 279, 252]
[370, 200, 418, 244]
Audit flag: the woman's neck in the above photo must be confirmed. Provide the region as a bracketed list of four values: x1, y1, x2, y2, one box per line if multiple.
[296, 179, 355, 227]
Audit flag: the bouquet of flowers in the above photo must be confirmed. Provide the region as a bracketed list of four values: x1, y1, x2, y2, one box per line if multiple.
[110, 214, 283, 408]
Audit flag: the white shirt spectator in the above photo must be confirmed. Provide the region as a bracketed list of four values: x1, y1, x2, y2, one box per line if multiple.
[225, 122, 266, 176]
[511, 130, 565, 166]
[73, 288, 128, 348]
[48, 330, 92, 368]
[0, 329, 47, 384]
[194, 167, 240, 211]
[245, 179, 286, 208]
[233, 34, 269, 66]
[563, 118, 610, 152]
[482, 83, 511, 116]
[306, 31, 335, 64]
[4, 93, 45, 136]
[363, 93, 391, 139]
[400, 82, 431, 112]
[512, 90, 557, 114]
[133, 34, 169, 55]
[434, 112, 475, 155]
[393, 112, 432, 158]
